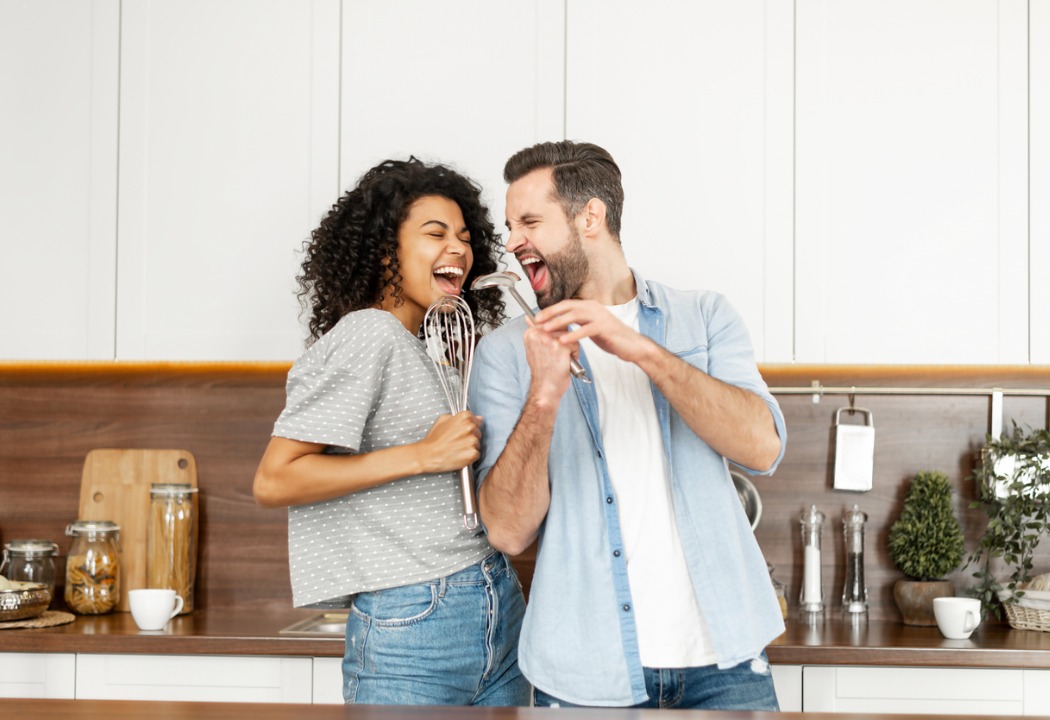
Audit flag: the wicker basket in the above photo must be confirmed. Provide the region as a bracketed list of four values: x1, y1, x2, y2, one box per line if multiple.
[1004, 602, 1050, 632]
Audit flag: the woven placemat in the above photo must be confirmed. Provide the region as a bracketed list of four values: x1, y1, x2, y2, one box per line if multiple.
[0, 610, 76, 630]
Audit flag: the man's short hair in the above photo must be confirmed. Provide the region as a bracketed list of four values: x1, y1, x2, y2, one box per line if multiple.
[503, 140, 624, 237]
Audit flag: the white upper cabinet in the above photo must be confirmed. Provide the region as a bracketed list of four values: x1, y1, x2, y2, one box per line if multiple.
[116, 0, 340, 360]
[794, 0, 1030, 364]
[1031, 0, 1050, 365]
[340, 0, 566, 315]
[563, 0, 795, 362]
[0, 0, 119, 360]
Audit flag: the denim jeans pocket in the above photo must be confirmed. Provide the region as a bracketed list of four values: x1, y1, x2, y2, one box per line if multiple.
[350, 583, 439, 627]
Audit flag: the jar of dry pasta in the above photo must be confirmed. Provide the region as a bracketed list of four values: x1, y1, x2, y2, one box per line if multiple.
[147, 483, 198, 614]
[64, 521, 121, 615]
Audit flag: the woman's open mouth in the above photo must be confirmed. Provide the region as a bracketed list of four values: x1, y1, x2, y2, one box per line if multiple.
[433, 265, 465, 295]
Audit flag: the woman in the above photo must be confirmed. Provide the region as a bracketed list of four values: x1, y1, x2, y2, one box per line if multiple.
[253, 158, 527, 706]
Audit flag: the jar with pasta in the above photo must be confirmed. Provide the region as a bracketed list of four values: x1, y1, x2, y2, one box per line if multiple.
[147, 483, 198, 614]
[64, 520, 121, 615]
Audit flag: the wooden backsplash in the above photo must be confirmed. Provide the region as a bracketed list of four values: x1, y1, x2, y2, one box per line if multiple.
[1, 362, 1048, 619]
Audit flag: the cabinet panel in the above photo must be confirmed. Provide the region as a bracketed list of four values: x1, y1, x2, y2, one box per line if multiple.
[803, 665, 1023, 715]
[340, 0, 565, 319]
[0, 653, 75, 699]
[0, 0, 119, 360]
[312, 656, 343, 704]
[116, 0, 340, 360]
[1025, 669, 1050, 715]
[1032, 0, 1050, 364]
[75, 654, 312, 703]
[770, 663, 801, 712]
[795, 0, 1029, 363]
[565, 0, 794, 362]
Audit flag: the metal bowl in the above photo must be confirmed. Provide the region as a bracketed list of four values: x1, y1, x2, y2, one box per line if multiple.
[0, 582, 52, 622]
[731, 471, 762, 530]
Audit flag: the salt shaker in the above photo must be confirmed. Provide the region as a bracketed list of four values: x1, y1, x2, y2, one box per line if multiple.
[842, 504, 868, 615]
[799, 505, 825, 615]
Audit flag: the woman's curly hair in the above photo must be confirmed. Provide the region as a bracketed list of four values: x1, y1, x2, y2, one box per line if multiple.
[297, 157, 506, 343]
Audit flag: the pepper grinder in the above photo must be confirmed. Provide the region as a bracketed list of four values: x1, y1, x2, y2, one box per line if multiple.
[842, 504, 868, 615]
[799, 505, 825, 616]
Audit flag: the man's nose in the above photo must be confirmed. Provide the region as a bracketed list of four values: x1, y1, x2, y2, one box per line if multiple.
[505, 229, 524, 253]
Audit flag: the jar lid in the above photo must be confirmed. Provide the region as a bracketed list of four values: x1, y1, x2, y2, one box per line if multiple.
[65, 520, 120, 537]
[149, 483, 199, 496]
[3, 539, 59, 556]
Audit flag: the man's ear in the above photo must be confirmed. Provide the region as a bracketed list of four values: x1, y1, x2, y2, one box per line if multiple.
[580, 197, 607, 237]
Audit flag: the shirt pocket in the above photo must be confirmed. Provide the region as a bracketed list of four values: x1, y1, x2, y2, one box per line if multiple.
[672, 344, 709, 373]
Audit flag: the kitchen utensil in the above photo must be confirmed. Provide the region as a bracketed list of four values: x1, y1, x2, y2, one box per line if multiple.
[64, 520, 121, 615]
[730, 471, 762, 530]
[0, 581, 52, 622]
[470, 271, 591, 383]
[799, 505, 825, 616]
[422, 295, 480, 531]
[833, 407, 875, 491]
[842, 504, 869, 614]
[78, 449, 198, 611]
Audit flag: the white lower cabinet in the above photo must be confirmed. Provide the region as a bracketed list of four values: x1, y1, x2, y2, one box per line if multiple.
[0, 653, 75, 699]
[770, 663, 802, 712]
[75, 654, 313, 703]
[803, 666, 1050, 715]
[312, 657, 343, 705]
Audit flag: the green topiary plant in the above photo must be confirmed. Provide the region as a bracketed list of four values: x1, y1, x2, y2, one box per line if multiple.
[888, 470, 966, 580]
[967, 423, 1050, 620]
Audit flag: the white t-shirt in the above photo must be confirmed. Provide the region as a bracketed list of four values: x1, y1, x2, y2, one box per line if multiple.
[581, 298, 716, 667]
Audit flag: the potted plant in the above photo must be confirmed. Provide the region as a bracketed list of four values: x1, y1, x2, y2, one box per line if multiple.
[887, 470, 966, 626]
[968, 423, 1050, 620]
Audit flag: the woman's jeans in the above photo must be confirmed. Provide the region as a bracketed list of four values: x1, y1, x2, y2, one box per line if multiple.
[342, 551, 529, 705]
[533, 653, 779, 710]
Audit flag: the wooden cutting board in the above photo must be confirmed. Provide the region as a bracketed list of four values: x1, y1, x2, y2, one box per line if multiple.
[77, 449, 198, 612]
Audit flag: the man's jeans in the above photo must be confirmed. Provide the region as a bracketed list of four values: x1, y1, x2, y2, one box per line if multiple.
[534, 653, 779, 710]
[342, 551, 529, 706]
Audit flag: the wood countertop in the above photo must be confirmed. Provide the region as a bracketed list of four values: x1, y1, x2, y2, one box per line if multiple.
[3, 609, 1050, 668]
[2, 698, 1050, 720]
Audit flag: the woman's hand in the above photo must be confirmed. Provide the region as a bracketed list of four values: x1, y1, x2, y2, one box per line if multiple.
[415, 411, 482, 474]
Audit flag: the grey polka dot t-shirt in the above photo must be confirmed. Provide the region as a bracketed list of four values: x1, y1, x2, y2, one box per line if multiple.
[274, 309, 492, 607]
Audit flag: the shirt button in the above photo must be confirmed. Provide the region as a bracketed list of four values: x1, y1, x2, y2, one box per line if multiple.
[613, 550, 621, 557]
[606, 496, 613, 504]
[622, 604, 631, 612]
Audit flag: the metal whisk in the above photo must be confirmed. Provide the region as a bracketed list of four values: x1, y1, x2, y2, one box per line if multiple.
[422, 294, 480, 531]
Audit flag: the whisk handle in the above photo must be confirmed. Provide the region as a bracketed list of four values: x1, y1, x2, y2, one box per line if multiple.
[460, 467, 480, 531]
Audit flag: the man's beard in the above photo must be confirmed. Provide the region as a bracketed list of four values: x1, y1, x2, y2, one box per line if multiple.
[535, 225, 590, 309]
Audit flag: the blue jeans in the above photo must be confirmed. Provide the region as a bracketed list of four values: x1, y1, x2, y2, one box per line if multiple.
[342, 551, 529, 705]
[533, 653, 779, 710]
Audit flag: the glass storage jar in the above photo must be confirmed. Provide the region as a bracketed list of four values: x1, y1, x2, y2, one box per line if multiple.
[1, 539, 59, 601]
[147, 483, 198, 613]
[64, 520, 121, 615]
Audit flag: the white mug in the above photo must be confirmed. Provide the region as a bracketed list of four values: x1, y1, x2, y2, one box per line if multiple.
[933, 596, 981, 640]
[129, 588, 184, 631]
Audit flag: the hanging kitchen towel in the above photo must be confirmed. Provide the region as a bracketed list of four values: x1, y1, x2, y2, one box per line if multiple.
[834, 407, 874, 492]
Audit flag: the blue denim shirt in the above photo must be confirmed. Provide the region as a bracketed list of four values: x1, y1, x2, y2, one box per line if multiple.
[469, 271, 787, 707]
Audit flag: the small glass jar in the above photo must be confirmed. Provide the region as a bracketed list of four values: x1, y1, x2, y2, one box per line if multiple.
[768, 563, 788, 619]
[1, 539, 59, 601]
[64, 520, 121, 615]
[147, 483, 198, 614]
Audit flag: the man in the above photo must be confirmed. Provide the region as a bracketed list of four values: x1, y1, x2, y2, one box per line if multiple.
[468, 140, 787, 710]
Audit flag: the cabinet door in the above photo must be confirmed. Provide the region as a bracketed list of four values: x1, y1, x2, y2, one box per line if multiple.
[0, 653, 75, 699]
[75, 654, 312, 703]
[340, 0, 565, 318]
[795, 0, 1029, 363]
[1031, 0, 1050, 365]
[116, 0, 340, 360]
[803, 665, 1023, 715]
[0, 0, 119, 360]
[312, 656, 343, 704]
[770, 663, 801, 712]
[564, 0, 795, 362]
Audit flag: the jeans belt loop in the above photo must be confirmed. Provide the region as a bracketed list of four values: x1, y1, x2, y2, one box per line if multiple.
[438, 576, 447, 598]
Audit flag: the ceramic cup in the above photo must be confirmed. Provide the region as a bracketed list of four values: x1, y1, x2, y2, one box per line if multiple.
[128, 588, 184, 631]
[933, 596, 981, 639]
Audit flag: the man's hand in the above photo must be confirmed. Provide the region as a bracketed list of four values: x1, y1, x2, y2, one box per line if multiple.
[534, 299, 657, 364]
